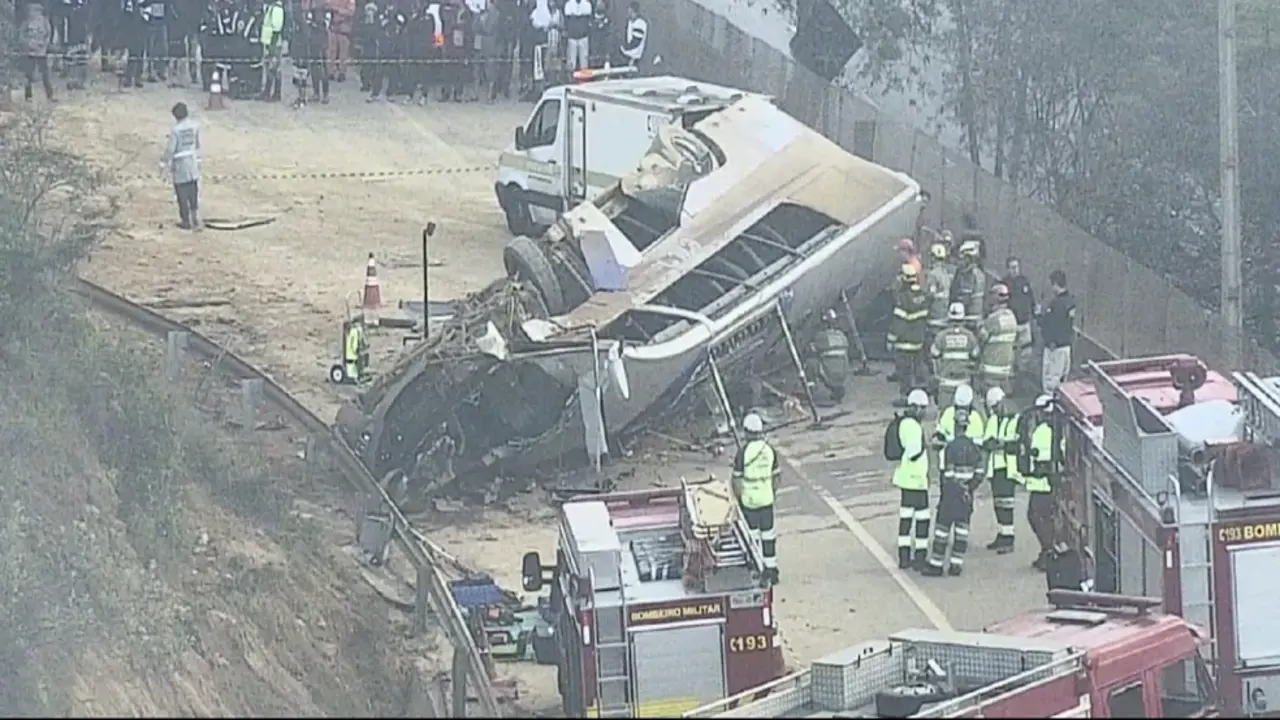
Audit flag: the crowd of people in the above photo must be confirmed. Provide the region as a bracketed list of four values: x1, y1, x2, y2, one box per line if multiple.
[9, 0, 651, 105]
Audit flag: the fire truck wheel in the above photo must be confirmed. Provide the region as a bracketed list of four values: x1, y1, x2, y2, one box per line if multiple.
[504, 235, 568, 315]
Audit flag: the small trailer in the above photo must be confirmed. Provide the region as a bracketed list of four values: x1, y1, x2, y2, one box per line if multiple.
[683, 591, 1217, 718]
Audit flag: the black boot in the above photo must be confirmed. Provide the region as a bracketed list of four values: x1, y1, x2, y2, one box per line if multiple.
[1032, 553, 1048, 571]
[912, 550, 929, 571]
[919, 562, 943, 577]
[947, 565, 963, 577]
[897, 547, 912, 570]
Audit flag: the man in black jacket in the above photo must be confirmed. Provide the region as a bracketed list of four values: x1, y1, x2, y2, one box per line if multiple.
[1001, 256, 1035, 381]
[1037, 269, 1076, 394]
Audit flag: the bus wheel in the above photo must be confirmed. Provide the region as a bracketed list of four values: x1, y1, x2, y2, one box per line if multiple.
[499, 183, 537, 237]
[504, 235, 568, 315]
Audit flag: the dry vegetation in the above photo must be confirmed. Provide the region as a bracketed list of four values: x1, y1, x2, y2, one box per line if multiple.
[0, 53, 425, 719]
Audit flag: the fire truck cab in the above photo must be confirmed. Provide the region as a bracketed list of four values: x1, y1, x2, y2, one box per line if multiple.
[684, 590, 1217, 718]
[1054, 353, 1280, 716]
[522, 478, 786, 718]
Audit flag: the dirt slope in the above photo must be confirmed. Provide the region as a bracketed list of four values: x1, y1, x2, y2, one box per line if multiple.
[0, 316, 432, 717]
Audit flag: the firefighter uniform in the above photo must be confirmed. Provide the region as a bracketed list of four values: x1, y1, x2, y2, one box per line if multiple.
[733, 414, 780, 584]
[893, 390, 932, 569]
[924, 411, 984, 577]
[934, 384, 985, 446]
[1023, 396, 1059, 570]
[982, 387, 1021, 552]
[889, 265, 930, 404]
[925, 243, 956, 336]
[200, 0, 239, 90]
[950, 241, 986, 323]
[979, 289, 1019, 397]
[930, 303, 979, 409]
[805, 310, 850, 404]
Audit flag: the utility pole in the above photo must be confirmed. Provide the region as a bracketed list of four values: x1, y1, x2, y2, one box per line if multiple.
[1220, 0, 1244, 367]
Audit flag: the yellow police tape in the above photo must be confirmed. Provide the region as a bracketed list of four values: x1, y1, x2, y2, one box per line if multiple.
[121, 164, 498, 183]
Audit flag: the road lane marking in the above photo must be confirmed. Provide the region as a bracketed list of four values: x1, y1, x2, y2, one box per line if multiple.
[781, 457, 954, 632]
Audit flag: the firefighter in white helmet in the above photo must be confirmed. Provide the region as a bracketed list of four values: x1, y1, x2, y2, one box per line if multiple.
[982, 386, 1022, 553]
[925, 398, 984, 577]
[949, 240, 987, 323]
[934, 382, 985, 450]
[930, 302, 979, 409]
[732, 412, 781, 584]
[1019, 394, 1060, 570]
[886, 388, 932, 569]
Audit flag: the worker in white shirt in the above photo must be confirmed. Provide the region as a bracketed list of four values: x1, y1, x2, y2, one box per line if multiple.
[562, 0, 591, 70]
[160, 102, 203, 231]
[618, 0, 646, 68]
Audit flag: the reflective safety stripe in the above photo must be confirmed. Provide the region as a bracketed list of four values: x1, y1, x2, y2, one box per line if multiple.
[942, 350, 971, 360]
[820, 350, 846, 358]
[982, 364, 1013, 375]
[989, 332, 1017, 343]
[894, 342, 923, 351]
[895, 308, 929, 320]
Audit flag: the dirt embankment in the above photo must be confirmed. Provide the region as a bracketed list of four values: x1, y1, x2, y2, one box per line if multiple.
[0, 320, 430, 717]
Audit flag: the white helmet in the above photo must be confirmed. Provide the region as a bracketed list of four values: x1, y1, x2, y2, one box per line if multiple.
[1034, 394, 1054, 410]
[947, 302, 966, 321]
[986, 386, 1006, 407]
[953, 384, 974, 408]
[743, 412, 765, 434]
[906, 389, 930, 408]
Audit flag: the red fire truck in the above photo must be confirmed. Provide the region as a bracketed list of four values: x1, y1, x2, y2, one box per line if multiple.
[1054, 353, 1280, 717]
[521, 479, 786, 718]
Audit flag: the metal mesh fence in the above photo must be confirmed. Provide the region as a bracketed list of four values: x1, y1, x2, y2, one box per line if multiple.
[649, 0, 1277, 374]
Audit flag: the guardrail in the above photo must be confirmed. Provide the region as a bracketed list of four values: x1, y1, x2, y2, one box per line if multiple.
[74, 278, 502, 718]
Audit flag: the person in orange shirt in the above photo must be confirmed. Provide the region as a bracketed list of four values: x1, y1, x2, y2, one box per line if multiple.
[326, 0, 355, 80]
[898, 237, 923, 278]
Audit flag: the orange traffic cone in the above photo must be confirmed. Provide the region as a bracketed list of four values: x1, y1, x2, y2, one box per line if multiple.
[207, 67, 226, 110]
[361, 253, 383, 314]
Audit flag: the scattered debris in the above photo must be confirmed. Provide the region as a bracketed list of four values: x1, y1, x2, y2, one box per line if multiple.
[146, 297, 232, 310]
[202, 216, 277, 231]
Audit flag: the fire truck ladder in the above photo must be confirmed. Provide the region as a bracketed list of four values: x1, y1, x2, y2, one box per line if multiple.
[1177, 513, 1218, 673]
[593, 575, 635, 718]
[680, 478, 768, 580]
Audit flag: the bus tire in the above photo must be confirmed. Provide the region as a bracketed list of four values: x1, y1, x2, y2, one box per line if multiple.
[504, 235, 568, 316]
[498, 183, 537, 237]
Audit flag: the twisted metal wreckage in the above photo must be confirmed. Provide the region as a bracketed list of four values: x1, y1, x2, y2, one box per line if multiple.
[335, 96, 928, 498]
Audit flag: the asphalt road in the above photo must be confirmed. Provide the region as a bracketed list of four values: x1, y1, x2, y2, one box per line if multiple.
[763, 365, 1049, 668]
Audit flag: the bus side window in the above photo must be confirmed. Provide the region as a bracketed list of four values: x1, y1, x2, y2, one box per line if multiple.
[1107, 680, 1146, 719]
